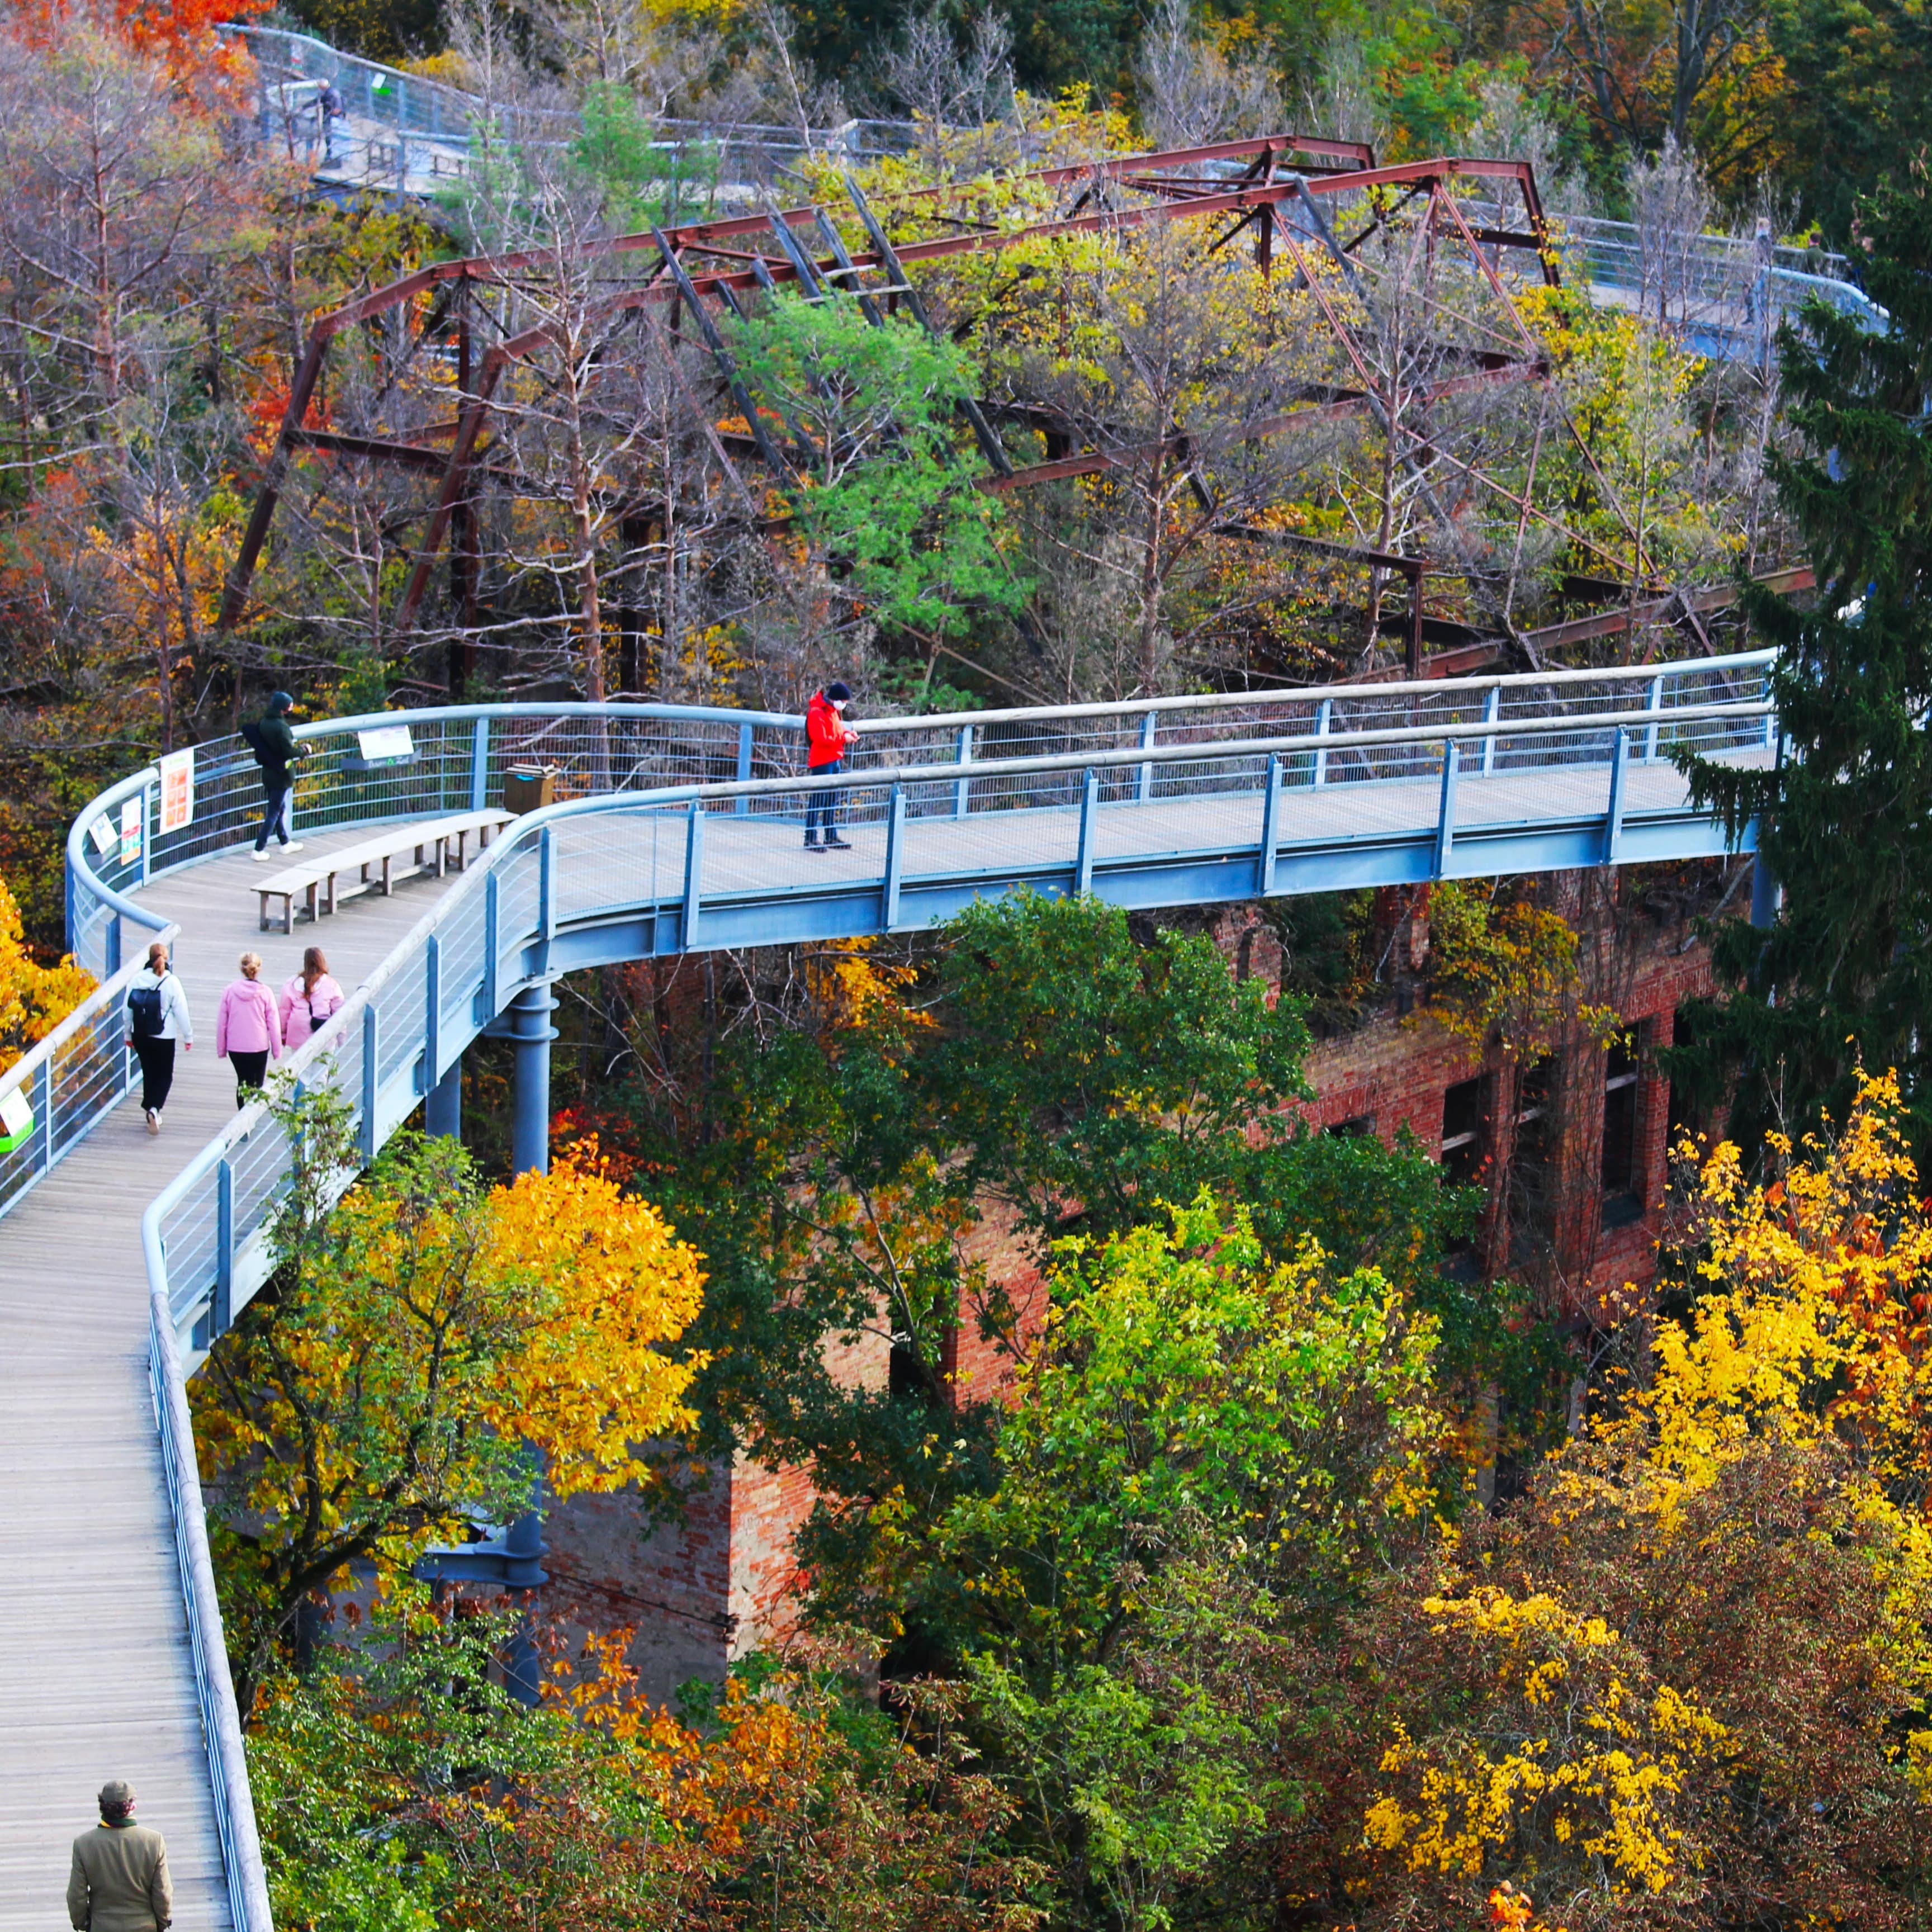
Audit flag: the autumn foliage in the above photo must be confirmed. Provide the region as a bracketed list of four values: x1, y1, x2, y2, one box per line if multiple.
[0, 873, 93, 1074]
[197, 1135, 705, 1710]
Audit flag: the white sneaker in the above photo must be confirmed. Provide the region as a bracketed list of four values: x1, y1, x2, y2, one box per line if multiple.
[252, 848, 274, 863]
[144, 1109, 158, 1135]
[283, 841, 305, 854]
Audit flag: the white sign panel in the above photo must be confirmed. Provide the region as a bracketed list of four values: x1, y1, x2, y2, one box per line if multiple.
[357, 724, 415, 763]
[0, 1087, 32, 1142]
[119, 796, 142, 868]
[88, 815, 116, 855]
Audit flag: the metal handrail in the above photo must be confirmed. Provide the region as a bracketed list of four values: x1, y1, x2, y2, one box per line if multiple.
[849, 647, 1777, 735]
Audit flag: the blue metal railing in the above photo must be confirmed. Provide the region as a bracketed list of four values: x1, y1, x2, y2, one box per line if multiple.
[30, 648, 1779, 1932]
[221, 21, 914, 193]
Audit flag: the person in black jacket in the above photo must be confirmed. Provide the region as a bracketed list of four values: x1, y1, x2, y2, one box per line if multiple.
[249, 691, 306, 862]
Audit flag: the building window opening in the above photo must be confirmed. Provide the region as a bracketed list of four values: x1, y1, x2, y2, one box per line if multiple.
[1328, 1113, 1376, 1139]
[1668, 1005, 1707, 1145]
[1602, 1031, 1643, 1228]
[1440, 1077, 1485, 1186]
[1509, 1056, 1557, 1268]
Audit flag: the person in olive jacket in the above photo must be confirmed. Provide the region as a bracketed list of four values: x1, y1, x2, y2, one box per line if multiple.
[68, 1781, 172, 1931]
[248, 690, 306, 861]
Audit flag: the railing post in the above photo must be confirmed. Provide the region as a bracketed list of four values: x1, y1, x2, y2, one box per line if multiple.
[213, 1158, 233, 1338]
[482, 869, 500, 1019]
[1602, 728, 1630, 865]
[361, 1002, 379, 1165]
[953, 723, 973, 819]
[735, 721, 754, 817]
[1479, 685, 1500, 777]
[1137, 711, 1157, 804]
[1075, 768, 1098, 897]
[1258, 753, 1281, 896]
[32, 1055, 50, 1176]
[537, 825, 555, 951]
[1313, 699, 1332, 787]
[882, 784, 906, 930]
[1644, 674, 1664, 763]
[423, 934, 441, 1093]
[140, 782, 153, 886]
[681, 800, 704, 951]
[1433, 741, 1460, 877]
[469, 715, 490, 811]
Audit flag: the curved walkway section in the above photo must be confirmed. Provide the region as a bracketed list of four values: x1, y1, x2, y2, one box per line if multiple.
[0, 656, 1775, 1930]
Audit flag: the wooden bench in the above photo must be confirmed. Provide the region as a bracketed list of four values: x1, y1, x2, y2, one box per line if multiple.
[255, 809, 514, 934]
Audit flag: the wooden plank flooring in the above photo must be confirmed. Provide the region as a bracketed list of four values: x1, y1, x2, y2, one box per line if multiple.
[0, 830, 480, 1932]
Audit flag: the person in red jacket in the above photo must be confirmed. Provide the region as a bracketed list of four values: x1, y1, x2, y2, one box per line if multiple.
[803, 680, 858, 850]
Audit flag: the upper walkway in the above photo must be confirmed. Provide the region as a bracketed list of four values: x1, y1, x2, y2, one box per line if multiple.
[220, 21, 1887, 358]
[0, 651, 1776, 1931]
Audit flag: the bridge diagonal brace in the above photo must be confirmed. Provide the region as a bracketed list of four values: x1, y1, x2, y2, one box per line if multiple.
[844, 176, 1013, 477]
[654, 230, 794, 480]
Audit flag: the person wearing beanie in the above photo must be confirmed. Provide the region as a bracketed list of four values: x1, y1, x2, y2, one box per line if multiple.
[803, 680, 858, 851]
[245, 689, 306, 862]
[68, 1780, 172, 1930]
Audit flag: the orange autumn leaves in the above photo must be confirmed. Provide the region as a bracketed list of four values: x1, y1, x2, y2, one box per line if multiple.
[0, 873, 93, 1076]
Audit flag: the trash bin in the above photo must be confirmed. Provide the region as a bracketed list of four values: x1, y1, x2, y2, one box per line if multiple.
[504, 764, 557, 814]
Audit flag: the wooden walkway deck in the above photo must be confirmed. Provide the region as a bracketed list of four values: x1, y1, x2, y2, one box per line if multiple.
[0, 831, 472, 1931]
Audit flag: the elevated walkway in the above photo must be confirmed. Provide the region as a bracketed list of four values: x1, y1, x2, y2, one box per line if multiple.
[0, 654, 1777, 1929]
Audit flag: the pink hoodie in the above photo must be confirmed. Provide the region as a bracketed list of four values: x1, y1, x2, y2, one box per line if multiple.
[278, 972, 345, 1048]
[216, 978, 282, 1059]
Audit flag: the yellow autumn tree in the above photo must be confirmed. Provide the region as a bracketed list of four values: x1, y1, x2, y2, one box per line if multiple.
[0, 873, 95, 1076]
[195, 1131, 706, 1712]
[1353, 1073, 1932, 1928]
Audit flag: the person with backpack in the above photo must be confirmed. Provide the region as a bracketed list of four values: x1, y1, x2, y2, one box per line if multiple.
[215, 952, 282, 1109]
[316, 79, 345, 165]
[278, 945, 345, 1049]
[803, 680, 858, 851]
[125, 941, 192, 1134]
[245, 691, 306, 863]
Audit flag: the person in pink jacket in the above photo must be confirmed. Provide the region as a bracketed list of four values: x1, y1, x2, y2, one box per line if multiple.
[280, 945, 345, 1050]
[215, 951, 282, 1109]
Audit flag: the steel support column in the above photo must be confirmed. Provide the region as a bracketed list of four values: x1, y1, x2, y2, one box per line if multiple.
[508, 982, 558, 1178]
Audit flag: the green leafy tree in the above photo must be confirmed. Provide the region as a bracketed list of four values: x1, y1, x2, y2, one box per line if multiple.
[731, 292, 1031, 639]
[1680, 174, 1932, 1154]
[599, 894, 1479, 1655]
[925, 1192, 1439, 1931]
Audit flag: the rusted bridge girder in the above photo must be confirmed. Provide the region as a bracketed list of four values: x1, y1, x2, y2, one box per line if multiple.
[221, 133, 1580, 678]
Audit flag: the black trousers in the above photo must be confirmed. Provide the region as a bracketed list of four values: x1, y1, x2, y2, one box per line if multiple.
[230, 1049, 270, 1102]
[804, 759, 845, 842]
[132, 1038, 176, 1113]
[255, 776, 291, 850]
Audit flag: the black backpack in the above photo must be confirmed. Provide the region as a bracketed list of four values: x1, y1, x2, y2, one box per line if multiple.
[127, 983, 164, 1040]
[240, 717, 268, 764]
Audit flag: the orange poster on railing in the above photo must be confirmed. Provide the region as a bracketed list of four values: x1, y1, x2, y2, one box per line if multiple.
[158, 749, 194, 835]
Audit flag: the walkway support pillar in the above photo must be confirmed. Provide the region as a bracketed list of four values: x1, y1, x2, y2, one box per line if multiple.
[508, 983, 557, 1178]
[424, 1057, 462, 1140]
[506, 985, 557, 1702]
[1750, 843, 1780, 928]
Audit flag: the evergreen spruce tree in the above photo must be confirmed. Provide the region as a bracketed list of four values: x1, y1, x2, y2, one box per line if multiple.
[1682, 166, 1932, 1152]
